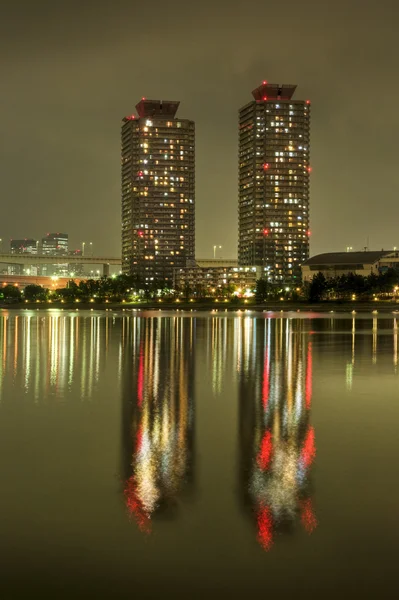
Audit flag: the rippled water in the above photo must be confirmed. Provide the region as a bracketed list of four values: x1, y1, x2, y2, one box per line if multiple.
[1, 310, 399, 597]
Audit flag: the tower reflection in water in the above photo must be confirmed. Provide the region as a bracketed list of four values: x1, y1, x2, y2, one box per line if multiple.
[238, 317, 316, 551]
[122, 317, 195, 533]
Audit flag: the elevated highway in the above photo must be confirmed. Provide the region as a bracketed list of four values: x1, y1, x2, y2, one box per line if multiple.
[0, 254, 121, 276]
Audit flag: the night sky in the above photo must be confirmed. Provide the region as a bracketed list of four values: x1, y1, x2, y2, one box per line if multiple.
[1, 0, 398, 259]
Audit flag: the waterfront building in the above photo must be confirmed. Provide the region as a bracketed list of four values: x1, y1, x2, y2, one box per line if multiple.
[174, 262, 260, 295]
[302, 250, 399, 281]
[238, 82, 311, 284]
[121, 98, 195, 284]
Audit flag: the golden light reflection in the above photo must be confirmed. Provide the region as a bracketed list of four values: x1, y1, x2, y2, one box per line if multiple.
[123, 317, 194, 533]
[238, 318, 317, 552]
[0, 313, 112, 402]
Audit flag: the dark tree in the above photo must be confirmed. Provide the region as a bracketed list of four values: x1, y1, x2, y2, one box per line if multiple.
[24, 284, 47, 301]
[1, 284, 22, 301]
[308, 272, 327, 302]
[255, 278, 268, 303]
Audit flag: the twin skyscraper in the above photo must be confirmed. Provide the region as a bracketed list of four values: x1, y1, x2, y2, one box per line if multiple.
[121, 82, 310, 286]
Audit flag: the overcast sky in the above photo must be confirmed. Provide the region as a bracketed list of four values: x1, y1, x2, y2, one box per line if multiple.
[1, 0, 398, 258]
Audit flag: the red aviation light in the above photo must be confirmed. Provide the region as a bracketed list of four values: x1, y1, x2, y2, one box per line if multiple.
[137, 171, 144, 177]
[307, 230, 311, 237]
[306, 100, 311, 105]
[262, 80, 267, 85]
[263, 229, 269, 236]
[307, 166, 312, 173]
[125, 115, 136, 120]
[263, 163, 269, 170]
[263, 96, 267, 101]
[138, 230, 144, 238]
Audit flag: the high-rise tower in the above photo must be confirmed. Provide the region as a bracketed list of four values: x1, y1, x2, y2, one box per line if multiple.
[238, 82, 310, 284]
[121, 99, 195, 284]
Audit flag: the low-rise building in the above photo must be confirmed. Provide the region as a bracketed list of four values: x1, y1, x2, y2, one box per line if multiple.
[302, 250, 399, 282]
[174, 261, 261, 294]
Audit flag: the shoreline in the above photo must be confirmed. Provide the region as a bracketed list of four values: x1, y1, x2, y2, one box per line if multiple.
[1, 301, 399, 313]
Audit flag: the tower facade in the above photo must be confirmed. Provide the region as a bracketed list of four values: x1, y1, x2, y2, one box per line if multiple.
[121, 99, 195, 285]
[238, 83, 310, 284]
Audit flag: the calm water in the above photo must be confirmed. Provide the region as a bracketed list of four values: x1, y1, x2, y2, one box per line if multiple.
[1, 310, 399, 598]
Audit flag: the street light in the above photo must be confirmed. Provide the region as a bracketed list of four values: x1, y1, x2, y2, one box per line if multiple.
[89, 242, 93, 256]
[82, 242, 86, 256]
[213, 245, 222, 259]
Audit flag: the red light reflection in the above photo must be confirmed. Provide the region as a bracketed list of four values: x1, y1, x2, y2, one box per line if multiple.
[137, 343, 144, 406]
[124, 476, 151, 533]
[305, 342, 312, 409]
[257, 430, 273, 471]
[301, 426, 316, 469]
[301, 498, 317, 534]
[257, 505, 273, 550]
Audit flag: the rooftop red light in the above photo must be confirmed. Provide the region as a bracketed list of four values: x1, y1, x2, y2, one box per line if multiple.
[263, 163, 269, 170]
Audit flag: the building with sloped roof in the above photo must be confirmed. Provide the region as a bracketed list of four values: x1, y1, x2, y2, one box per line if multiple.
[301, 251, 399, 281]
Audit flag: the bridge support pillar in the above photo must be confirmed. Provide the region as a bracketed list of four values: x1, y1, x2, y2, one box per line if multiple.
[103, 263, 110, 278]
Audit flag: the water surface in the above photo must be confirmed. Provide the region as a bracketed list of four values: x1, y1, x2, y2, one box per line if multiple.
[0, 310, 398, 597]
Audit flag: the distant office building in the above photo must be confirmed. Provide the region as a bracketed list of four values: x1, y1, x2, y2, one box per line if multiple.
[42, 233, 68, 255]
[238, 82, 311, 284]
[302, 251, 399, 282]
[10, 239, 38, 254]
[67, 249, 84, 276]
[40, 233, 68, 276]
[121, 98, 195, 284]
[8, 239, 38, 274]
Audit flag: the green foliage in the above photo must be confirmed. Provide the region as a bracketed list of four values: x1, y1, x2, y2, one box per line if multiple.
[308, 272, 327, 302]
[2, 284, 22, 301]
[255, 278, 268, 303]
[24, 284, 47, 301]
[307, 268, 399, 302]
